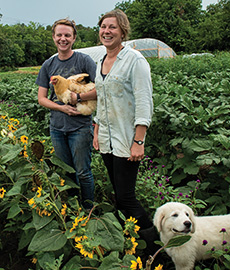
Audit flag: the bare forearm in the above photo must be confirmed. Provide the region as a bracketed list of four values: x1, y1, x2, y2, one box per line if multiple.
[70, 88, 97, 105]
[81, 88, 97, 101]
[134, 125, 147, 141]
[38, 86, 79, 116]
[38, 96, 61, 111]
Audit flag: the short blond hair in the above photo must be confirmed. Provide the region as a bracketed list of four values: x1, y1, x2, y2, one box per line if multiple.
[98, 9, 130, 40]
[52, 18, 77, 37]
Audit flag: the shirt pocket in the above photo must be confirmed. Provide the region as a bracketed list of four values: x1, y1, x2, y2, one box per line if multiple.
[107, 75, 126, 98]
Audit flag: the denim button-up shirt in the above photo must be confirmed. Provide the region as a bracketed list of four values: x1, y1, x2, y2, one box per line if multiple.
[95, 46, 153, 158]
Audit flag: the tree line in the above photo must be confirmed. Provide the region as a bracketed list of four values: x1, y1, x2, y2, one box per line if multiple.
[0, 0, 229, 70]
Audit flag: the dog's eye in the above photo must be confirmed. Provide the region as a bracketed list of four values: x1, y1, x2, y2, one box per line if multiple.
[186, 213, 189, 217]
[172, 214, 178, 217]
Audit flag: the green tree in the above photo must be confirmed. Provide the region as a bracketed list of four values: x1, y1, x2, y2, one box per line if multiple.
[197, 0, 230, 51]
[0, 22, 57, 68]
[74, 24, 99, 49]
[117, 0, 203, 53]
[0, 30, 25, 69]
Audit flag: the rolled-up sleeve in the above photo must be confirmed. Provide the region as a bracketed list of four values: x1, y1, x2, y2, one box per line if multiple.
[131, 58, 153, 128]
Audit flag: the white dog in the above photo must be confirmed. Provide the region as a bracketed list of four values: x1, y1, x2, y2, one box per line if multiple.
[153, 202, 230, 270]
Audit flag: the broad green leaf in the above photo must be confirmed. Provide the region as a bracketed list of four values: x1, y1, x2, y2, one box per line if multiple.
[49, 172, 78, 191]
[7, 159, 33, 179]
[205, 195, 222, 205]
[23, 222, 35, 230]
[37, 252, 56, 270]
[223, 158, 230, 168]
[184, 164, 199, 174]
[152, 93, 168, 108]
[0, 144, 22, 164]
[180, 95, 194, 112]
[196, 153, 220, 166]
[28, 221, 67, 251]
[98, 251, 121, 270]
[32, 209, 53, 230]
[223, 254, 230, 261]
[214, 263, 221, 270]
[62, 255, 81, 270]
[223, 257, 230, 269]
[117, 209, 126, 222]
[166, 235, 191, 248]
[7, 178, 28, 196]
[213, 134, 230, 149]
[122, 254, 137, 268]
[190, 139, 213, 152]
[87, 212, 124, 252]
[7, 203, 21, 219]
[170, 137, 184, 147]
[50, 155, 75, 173]
[18, 229, 35, 250]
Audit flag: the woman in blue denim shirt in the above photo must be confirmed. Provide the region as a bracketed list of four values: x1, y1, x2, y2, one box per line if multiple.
[93, 9, 158, 258]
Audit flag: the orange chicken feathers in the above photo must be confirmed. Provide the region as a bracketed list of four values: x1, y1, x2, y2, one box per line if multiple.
[50, 73, 96, 115]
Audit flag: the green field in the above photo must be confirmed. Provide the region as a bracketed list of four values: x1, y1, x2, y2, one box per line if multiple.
[0, 52, 230, 270]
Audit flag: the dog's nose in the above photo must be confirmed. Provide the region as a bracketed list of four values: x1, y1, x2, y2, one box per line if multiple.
[184, 221, 191, 228]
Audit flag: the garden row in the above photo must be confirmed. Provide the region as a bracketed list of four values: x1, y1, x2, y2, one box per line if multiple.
[0, 52, 230, 269]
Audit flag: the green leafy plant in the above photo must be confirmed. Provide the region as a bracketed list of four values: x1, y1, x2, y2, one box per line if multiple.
[1, 53, 230, 269]
[0, 114, 153, 270]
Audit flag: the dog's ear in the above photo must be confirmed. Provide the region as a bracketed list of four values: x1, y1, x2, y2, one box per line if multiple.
[188, 207, 196, 233]
[153, 207, 165, 232]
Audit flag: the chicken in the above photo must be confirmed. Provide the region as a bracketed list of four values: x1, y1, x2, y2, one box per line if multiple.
[50, 73, 96, 115]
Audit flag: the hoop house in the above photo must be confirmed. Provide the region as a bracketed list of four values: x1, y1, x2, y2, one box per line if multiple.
[74, 38, 176, 63]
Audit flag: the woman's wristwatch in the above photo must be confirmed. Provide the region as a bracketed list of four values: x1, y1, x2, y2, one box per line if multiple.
[76, 93, 82, 103]
[134, 139, 144, 145]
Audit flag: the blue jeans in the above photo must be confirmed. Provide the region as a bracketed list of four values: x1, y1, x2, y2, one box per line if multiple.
[50, 126, 94, 209]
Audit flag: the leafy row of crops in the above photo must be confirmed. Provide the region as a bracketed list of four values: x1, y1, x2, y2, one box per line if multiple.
[0, 52, 230, 269]
[146, 52, 230, 215]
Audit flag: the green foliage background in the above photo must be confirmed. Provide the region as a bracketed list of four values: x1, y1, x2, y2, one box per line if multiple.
[0, 52, 230, 269]
[0, 52, 229, 215]
[0, 0, 230, 69]
[0, 0, 230, 266]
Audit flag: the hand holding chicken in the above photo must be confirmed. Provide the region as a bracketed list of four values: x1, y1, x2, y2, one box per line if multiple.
[50, 73, 96, 115]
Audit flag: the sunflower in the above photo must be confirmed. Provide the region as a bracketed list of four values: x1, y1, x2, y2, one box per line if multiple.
[31, 258, 37, 264]
[8, 124, 17, 132]
[124, 216, 140, 236]
[21, 135, 28, 144]
[130, 257, 143, 270]
[70, 216, 88, 232]
[22, 145, 28, 158]
[39, 209, 52, 217]
[60, 178, 65, 186]
[36, 186, 42, 198]
[61, 203, 67, 216]
[154, 264, 163, 270]
[125, 237, 138, 255]
[28, 198, 36, 208]
[36, 202, 53, 217]
[11, 118, 20, 125]
[0, 187, 6, 199]
[75, 236, 94, 259]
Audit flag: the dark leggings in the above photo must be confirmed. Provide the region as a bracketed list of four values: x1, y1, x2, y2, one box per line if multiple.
[102, 153, 152, 230]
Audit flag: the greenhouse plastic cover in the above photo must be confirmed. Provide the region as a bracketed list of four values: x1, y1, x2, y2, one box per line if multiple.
[74, 38, 176, 63]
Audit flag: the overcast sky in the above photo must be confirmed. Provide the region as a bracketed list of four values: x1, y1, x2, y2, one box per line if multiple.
[0, 0, 219, 28]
